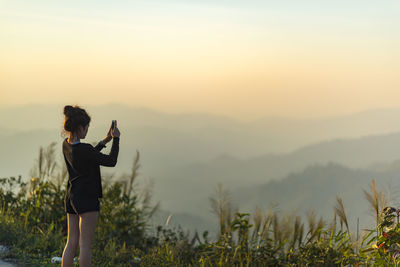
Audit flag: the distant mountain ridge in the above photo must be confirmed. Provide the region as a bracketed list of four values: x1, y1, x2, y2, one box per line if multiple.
[3, 104, 400, 231]
[3, 104, 400, 154]
[152, 131, 400, 219]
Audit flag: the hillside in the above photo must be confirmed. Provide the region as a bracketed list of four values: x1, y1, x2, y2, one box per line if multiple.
[231, 162, 400, 231]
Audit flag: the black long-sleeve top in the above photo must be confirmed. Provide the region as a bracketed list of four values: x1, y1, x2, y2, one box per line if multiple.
[62, 137, 120, 198]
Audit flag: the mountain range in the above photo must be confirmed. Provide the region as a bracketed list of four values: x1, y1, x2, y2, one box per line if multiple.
[2, 104, 400, 233]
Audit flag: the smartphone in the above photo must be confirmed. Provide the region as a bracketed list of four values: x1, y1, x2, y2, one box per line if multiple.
[111, 120, 116, 129]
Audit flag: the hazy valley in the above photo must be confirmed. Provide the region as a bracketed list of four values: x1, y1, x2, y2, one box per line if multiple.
[2, 104, 400, 233]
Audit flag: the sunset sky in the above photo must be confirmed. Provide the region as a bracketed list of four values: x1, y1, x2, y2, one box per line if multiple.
[1, 0, 399, 120]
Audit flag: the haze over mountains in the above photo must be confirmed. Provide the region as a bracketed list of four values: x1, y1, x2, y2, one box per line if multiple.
[2, 103, 400, 233]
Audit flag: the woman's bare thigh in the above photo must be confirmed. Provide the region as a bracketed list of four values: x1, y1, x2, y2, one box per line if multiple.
[67, 213, 80, 243]
[79, 211, 99, 246]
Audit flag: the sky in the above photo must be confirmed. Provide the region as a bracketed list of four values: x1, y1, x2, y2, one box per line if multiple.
[1, 0, 399, 120]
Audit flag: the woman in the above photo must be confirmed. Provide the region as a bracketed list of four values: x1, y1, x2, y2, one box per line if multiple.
[61, 105, 120, 267]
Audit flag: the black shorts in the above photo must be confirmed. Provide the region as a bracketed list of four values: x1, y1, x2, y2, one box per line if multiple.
[65, 194, 100, 214]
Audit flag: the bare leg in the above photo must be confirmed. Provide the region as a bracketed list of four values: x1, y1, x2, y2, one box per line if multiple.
[78, 211, 99, 267]
[62, 213, 79, 267]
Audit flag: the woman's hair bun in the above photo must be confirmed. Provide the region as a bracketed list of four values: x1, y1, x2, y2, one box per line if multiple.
[64, 105, 75, 116]
[63, 105, 91, 133]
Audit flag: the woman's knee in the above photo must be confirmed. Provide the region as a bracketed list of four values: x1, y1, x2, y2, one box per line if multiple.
[68, 236, 80, 247]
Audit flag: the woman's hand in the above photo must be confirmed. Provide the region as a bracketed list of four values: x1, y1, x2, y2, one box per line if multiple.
[111, 120, 120, 138]
[102, 121, 115, 144]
